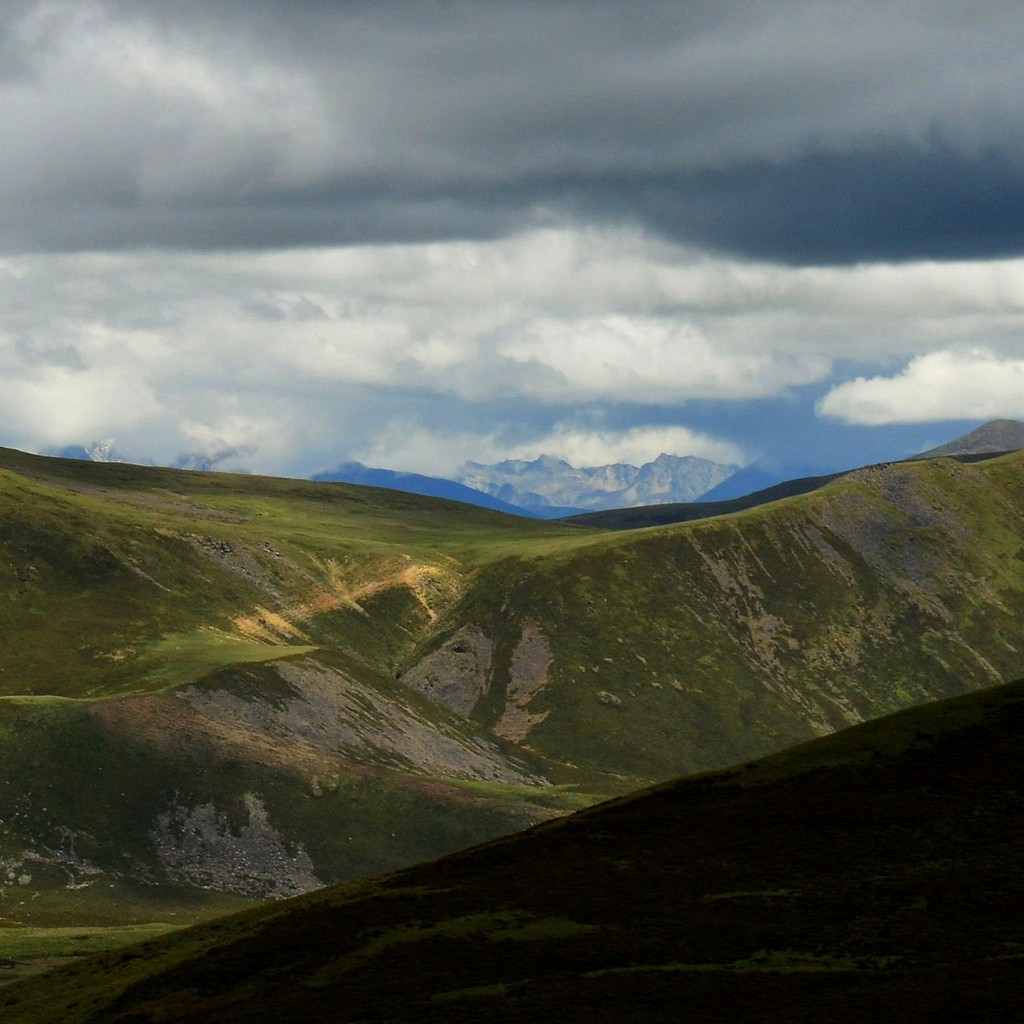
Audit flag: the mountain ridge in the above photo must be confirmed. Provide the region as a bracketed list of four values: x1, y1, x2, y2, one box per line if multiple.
[563, 420, 1024, 530]
[915, 418, 1024, 458]
[311, 461, 538, 517]
[457, 451, 739, 514]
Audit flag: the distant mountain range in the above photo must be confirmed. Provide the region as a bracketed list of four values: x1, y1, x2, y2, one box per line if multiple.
[316, 421, 1024, 522]
[566, 420, 1024, 531]
[47, 443, 251, 473]
[312, 462, 534, 516]
[48, 442, 128, 463]
[456, 452, 738, 515]
[48, 420, 1024, 521]
[315, 452, 740, 518]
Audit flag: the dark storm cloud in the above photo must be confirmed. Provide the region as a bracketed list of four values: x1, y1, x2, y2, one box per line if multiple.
[562, 145, 1024, 265]
[2, 0, 1024, 263]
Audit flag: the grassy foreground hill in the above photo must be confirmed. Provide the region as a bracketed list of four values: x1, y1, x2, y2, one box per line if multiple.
[3, 676, 1022, 1022]
[3, 446, 1024, 945]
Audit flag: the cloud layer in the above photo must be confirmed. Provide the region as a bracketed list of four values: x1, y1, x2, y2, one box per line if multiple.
[4, 4, 1024, 476]
[820, 349, 1024, 425]
[3, 1, 1024, 262]
[3, 227, 1024, 474]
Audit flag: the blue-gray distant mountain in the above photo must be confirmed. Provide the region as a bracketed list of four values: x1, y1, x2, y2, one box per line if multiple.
[913, 418, 1024, 459]
[697, 462, 798, 501]
[312, 462, 538, 517]
[47, 441, 130, 463]
[457, 452, 739, 515]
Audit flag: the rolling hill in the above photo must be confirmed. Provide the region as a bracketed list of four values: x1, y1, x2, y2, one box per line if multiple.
[3, 675, 1022, 1022]
[0, 449, 585, 943]
[3, 444, 1024, 953]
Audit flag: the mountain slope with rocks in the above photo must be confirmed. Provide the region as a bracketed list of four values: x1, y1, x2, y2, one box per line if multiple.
[3, 445, 1024, 945]
[915, 418, 1024, 458]
[6, 675, 1023, 1022]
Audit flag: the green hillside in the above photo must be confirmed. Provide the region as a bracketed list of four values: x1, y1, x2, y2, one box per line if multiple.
[3, 446, 1024, 950]
[4, 675, 1022, 1022]
[418, 452, 1024, 781]
[0, 449, 587, 945]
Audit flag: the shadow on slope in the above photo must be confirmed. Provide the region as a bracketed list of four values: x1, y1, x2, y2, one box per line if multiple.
[4, 677, 1023, 1022]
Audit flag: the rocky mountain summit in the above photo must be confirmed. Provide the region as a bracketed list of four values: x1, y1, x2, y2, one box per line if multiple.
[916, 418, 1024, 458]
[458, 452, 739, 515]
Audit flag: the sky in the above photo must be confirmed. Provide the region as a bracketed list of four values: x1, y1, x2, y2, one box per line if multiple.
[3, 0, 1024, 481]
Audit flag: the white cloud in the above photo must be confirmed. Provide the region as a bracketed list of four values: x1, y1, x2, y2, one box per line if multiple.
[505, 424, 746, 468]
[179, 413, 280, 460]
[3, 229, 1024, 475]
[349, 425, 509, 478]
[818, 348, 1024, 424]
[1, 364, 160, 445]
[497, 314, 828, 402]
[351, 421, 747, 478]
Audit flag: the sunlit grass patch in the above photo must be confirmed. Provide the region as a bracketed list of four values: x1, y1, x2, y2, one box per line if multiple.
[135, 628, 317, 694]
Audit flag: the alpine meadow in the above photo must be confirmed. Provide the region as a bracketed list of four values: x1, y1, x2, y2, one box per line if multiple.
[2, 437, 1024, 1017]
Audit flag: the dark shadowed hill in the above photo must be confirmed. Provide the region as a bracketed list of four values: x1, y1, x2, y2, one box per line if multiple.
[561, 466, 845, 528]
[4, 677, 1023, 1023]
[693, 461, 792, 501]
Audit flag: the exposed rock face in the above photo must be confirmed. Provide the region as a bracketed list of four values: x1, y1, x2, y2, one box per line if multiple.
[184, 657, 539, 785]
[403, 621, 555, 744]
[458, 453, 738, 513]
[495, 622, 553, 742]
[150, 792, 321, 898]
[400, 627, 494, 717]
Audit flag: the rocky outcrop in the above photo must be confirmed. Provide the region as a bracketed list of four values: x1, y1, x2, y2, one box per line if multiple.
[150, 792, 321, 898]
[184, 657, 541, 785]
[400, 627, 494, 717]
[495, 622, 553, 742]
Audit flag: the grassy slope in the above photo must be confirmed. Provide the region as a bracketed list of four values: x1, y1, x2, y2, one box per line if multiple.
[0, 448, 581, 699]
[0, 450, 586, 941]
[3, 676, 1022, 1022]
[423, 453, 1024, 783]
[4, 448, 1024, 946]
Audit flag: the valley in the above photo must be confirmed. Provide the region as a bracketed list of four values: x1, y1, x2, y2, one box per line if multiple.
[2, 443, 1024, 987]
